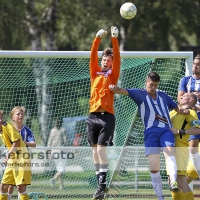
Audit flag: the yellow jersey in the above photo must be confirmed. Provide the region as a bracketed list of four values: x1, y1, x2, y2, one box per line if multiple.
[0, 122, 30, 165]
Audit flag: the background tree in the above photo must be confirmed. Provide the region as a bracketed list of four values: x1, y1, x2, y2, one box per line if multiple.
[0, 0, 199, 51]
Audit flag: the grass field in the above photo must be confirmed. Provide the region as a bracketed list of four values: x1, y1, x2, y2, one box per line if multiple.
[9, 184, 200, 200]
[5, 166, 199, 199]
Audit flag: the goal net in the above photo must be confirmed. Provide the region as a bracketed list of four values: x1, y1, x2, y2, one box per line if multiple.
[0, 51, 193, 199]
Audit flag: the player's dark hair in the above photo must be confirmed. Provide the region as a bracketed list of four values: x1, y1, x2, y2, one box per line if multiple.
[147, 71, 160, 82]
[195, 54, 200, 59]
[102, 48, 113, 59]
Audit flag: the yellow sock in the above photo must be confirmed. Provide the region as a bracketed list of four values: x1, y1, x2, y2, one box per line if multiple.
[183, 191, 194, 200]
[19, 193, 29, 200]
[171, 191, 183, 200]
[0, 194, 8, 200]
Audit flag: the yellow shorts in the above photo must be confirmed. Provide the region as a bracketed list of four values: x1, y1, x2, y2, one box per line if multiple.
[166, 146, 189, 176]
[175, 147, 189, 176]
[2, 164, 31, 186]
[187, 159, 199, 179]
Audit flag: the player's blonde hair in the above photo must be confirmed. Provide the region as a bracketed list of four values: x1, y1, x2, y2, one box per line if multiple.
[10, 106, 26, 119]
[0, 110, 3, 115]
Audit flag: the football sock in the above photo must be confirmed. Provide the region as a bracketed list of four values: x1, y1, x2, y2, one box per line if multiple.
[190, 152, 200, 178]
[99, 164, 108, 188]
[166, 156, 177, 183]
[8, 194, 12, 200]
[19, 193, 29, 200]
[0, 193, 8, 200]
[171, 191, 183, 200]
[183, 191, 194, 200]
[150, 172, 164, 198]
[95, 163, 100, 185]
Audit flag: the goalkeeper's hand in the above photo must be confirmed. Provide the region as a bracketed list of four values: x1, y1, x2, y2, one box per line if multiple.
[111, 26, 119, 38]
[96, 29, 107, 39]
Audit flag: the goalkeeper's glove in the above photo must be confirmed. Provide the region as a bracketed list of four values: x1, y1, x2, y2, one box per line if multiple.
[96, 29, 107, 38]
[111, 26, 119, 38]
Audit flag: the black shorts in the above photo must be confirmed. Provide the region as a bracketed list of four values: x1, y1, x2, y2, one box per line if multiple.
[86, 112, 115, 146]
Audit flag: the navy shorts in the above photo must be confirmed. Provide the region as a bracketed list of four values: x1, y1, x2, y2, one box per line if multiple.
[144, 127, 175, 156]
[86, 112, 115, 146]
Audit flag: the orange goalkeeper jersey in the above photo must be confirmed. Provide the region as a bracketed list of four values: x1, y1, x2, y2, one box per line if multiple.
[89, 37, 120, 114]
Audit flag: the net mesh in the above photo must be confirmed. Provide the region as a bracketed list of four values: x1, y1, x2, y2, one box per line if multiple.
[0, 53, 187, 199]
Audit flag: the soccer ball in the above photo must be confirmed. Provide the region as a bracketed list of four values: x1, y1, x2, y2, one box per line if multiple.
[120, 2, 137, 20]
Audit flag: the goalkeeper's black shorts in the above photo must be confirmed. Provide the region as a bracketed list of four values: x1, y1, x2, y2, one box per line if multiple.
[86, 112, 115, 146]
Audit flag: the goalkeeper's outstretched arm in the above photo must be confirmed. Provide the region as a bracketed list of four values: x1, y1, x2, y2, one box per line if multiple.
[109, 85, 128, 95]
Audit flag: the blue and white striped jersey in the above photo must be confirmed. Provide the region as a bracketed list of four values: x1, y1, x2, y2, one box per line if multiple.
[178, 75, 200, 106]
[127, 88, 177, 129]
[20, 125, 35, 142]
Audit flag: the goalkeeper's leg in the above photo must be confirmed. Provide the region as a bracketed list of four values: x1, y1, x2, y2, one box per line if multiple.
[92, 145, 108, 200]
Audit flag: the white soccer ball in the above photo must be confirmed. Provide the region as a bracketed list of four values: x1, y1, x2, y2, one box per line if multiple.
[120, 2, 137, 20]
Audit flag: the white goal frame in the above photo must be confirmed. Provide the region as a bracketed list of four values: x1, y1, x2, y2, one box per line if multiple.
[0, 51, 193, 75]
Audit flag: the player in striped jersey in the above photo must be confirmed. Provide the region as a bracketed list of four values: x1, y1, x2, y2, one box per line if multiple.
[109, 72, 189, 200]
[178, 54, 200, 178]
[7, 106, 36, 200]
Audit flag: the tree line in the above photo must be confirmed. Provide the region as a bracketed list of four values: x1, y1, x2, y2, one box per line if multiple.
[0, 0, 199, 51]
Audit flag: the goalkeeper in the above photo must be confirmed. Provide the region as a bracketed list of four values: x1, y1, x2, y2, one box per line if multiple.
[170, 92, 200, 200]
[109, 72, 189, 200]
[0, 110, 31, 200]
[86, 26, 120, 200]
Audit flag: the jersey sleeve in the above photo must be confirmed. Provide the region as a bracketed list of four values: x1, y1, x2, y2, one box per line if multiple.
[178, 76, 189, 92]
[25, 127, 35, 142]
[163, 93, 178, 110]
[89, 37, 102, 80]
[127, 88, 145, 104]
[189, 110, 200, 128]
[111, 38, 120, 85]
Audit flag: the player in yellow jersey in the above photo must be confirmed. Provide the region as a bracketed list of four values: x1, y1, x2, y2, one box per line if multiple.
[0, 110, 30, 200]
[170, 93, 200, 200]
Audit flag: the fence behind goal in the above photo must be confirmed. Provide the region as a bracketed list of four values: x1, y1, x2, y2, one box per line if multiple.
[0, 51, 193, 199]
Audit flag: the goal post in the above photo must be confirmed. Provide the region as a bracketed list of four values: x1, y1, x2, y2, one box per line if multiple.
[0, 51, 194, 199]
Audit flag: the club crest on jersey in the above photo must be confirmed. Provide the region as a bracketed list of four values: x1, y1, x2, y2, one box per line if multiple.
[190, 120, 200, 126]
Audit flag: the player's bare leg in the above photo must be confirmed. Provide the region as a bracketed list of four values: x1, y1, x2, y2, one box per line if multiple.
[163, 146, 178, 192]
[148, 154, 165, 199]
[17, 185, 29, 200]
[92, 145, 108, 200]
